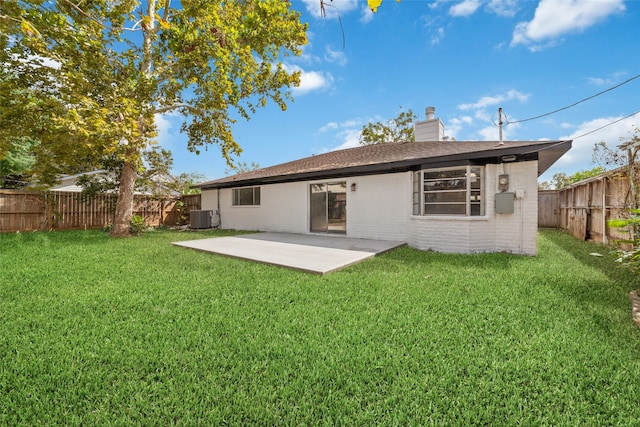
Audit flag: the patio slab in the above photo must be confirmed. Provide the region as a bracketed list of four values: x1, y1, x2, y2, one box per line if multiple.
[172, 232, 405, 274]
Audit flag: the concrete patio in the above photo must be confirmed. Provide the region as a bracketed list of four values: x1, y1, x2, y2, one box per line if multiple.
[172, 232, 405, 274]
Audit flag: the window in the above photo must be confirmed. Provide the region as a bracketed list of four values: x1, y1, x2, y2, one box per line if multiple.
[413, 166, 484, 216]
[232, 187, 260, 206]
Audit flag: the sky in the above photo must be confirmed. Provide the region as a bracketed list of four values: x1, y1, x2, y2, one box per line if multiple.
[156, 0, 640, 184]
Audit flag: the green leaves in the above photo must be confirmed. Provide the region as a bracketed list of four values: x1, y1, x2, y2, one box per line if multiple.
[2, 0, 306, 232]
[20, 17, 41, 37]
[607, 209, 640, 270]
[359, 108, 417, 145]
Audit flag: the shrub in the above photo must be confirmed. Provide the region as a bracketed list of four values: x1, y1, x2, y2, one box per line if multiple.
[129, 215, 146, 235]
[608, 209, 640, 270]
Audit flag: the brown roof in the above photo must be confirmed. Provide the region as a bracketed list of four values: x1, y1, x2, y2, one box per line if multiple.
[195, 140, 572, 189]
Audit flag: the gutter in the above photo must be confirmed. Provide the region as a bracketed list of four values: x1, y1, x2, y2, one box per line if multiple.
[196, 143, 566, 190]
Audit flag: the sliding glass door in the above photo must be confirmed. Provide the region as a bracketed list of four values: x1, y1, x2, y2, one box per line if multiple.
[310, 182, 346, 234]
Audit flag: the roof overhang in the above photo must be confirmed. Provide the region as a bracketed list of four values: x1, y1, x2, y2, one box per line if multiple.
[196, 140, 572, 190]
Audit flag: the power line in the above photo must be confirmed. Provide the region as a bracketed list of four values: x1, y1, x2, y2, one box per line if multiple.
[505, 72, 640, 125]
[571, 110, 640, 141]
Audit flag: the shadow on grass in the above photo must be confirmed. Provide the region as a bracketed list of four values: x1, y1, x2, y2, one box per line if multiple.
[353, 230, 640, 337]
[0, 228, 114, 249]
[0, 227, 253, 250]
[363, 243, 529, 273]
[538, 229, 640, 338]
[541, 229, 640, 292]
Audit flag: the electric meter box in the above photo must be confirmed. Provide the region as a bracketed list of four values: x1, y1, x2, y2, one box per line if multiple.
[495, 192, 515, 214]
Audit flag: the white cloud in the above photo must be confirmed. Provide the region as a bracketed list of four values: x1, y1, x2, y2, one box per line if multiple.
[458, 89, 529, 110]
[155, 113, 173, 136]
[477, 124, 500, 140]
[324, 46, 348, 66]
[585, 77, 607, 86]
[474, 109, 492, 122]
[28, 55, 61, 70]
[449, 0, 482, 17]
[431, 27, 445, 45]
[296, 36, 321, 65]
[449, 90, 529, 140]
[487, 0, 518, 17]
[511, 0, 625, 49]
[539, 115, 640, 181]
[585, 71, 627, 86]
[315, 117, 367, 152]
[359, 5, 375, 24]
[319, 122, 339, 133]
[284, 64, 334, 95]
[438, 115, 475, 140]
[154, 111, 183, 150]
[295, 70, 333, 94]
[333, 128, 362, 151]
[477, 121, 520, 140]
[319, 118, 364, 134]
[300, 0, 359, 19]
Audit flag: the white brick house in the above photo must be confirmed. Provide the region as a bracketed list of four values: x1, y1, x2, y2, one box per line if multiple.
[195, 112, 570, 255]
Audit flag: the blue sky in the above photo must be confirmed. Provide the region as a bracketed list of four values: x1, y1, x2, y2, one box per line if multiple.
[157, 0, 640, 184]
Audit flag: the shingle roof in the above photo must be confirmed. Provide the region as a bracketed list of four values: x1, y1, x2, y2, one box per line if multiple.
[195, 140, 572, 189]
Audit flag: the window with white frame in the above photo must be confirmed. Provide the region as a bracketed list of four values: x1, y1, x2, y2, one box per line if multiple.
[232, 187, 260, 206]
[413, 166, 484, 216]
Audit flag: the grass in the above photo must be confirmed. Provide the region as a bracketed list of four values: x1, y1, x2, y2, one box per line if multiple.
[1, 228, 639, 425]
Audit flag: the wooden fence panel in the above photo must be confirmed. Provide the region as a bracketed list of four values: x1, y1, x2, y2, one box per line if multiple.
[538, 190, 559, 228]
[0, 191, 201, 233]
[567, 208, 588, 241]
[606, 174, 634, 243]
[49, 193, 117, 230]
[587, 179, 606, 244]
[0, 191, 47, 231]
[550, 170, 638, 245]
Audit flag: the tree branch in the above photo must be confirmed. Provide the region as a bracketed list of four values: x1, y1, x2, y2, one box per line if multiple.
[153, 103, 210, 116]
[163, 0, 171, 21]
[59, 0, 140, 32]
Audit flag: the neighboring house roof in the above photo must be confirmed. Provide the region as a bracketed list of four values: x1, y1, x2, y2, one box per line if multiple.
[47, 170, 181, 196]
[47, 170, 108, 193]
[195, 140, 572, 189]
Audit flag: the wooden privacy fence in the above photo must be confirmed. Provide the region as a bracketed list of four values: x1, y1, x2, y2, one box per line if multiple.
[0, 190, 201, 233]
[538, 170, 632, 244]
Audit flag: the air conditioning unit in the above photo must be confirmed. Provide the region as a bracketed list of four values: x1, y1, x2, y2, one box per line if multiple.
[190, 210, 213, 229]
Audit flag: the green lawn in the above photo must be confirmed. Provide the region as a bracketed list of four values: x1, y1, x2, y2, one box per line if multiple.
[1, 228, 639, 425]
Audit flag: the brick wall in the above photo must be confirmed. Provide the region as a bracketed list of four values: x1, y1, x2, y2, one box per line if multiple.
[346, 173, 410, 241]
[201, 161, 539, 255]
[407, 161, 538, 255]
[203, 182, 309, 233]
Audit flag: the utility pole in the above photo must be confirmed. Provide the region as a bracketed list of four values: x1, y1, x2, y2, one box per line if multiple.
[498, 107, 503, 145]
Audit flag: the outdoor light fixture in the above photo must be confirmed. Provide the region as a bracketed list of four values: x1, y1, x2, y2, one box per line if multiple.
[501, 155, 517, 162]
[351, 183, 356, 192]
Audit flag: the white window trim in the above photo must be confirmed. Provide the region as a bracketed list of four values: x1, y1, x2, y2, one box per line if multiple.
[413, 165, 485, 217]
[232, 186, 261, 206]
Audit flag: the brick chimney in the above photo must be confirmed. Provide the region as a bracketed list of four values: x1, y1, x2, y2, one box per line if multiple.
[414, 106, 445, 141]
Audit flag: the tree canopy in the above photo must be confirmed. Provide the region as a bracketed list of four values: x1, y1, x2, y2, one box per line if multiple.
[538, 167, 604, 190]
[359, 108, 416, 146]
[1, 0, 307, 235]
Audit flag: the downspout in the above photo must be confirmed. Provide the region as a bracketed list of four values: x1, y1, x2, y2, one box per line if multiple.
[216, 187, 221, 228]
[520, 197, 524, 254]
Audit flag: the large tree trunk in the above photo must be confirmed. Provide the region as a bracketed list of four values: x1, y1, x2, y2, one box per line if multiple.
[109, 3, 155, 237]
[110, 159, 137, 236]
